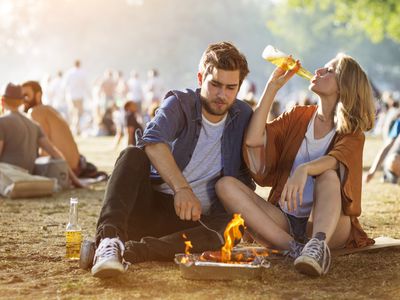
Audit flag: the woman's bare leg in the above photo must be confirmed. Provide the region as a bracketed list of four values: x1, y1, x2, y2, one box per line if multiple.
[311, 169, 351, 248]
[216, 176, 293, 249]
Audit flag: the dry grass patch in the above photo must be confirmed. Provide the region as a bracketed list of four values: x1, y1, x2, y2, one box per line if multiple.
[0, 136, 399, 299]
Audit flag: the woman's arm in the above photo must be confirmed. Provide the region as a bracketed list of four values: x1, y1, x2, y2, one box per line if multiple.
[245, 61, 300, 147]
[280, 155, 338, 211]
[365, 138, 395, 183]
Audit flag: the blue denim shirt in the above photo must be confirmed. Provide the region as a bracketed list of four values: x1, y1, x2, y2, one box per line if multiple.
[137, 88, 255, 189]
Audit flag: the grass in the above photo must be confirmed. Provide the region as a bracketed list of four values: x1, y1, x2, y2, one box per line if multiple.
[0, 136, 399, 299]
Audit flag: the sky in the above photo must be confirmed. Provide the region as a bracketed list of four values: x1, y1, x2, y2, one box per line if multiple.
[1, 0, 398, 99]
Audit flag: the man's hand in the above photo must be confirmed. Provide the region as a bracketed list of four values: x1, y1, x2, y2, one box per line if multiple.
[174, 187, 202, 221]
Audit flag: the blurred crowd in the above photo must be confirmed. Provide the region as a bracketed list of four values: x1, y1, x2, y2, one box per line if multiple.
[1, 59, 399, 185]
[31, 60, 165, 147]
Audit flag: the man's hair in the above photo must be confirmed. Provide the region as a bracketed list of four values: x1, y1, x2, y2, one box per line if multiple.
[22, 81, 42, 96]
[198, 41, 249, 87]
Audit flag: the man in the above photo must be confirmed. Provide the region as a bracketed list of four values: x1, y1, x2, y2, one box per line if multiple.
[63, 60, 89, 135]
[22, 81, 81, 175]
[99, 69, 117, 111]
[91, 41, 254, 278]
[22, 81, 105, 180]
[0, 83, 82, 187]
[47, 71, 68, 119]
[126, 70, 144, 116]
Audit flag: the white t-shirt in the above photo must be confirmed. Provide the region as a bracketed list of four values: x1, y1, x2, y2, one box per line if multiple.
[153, 114, 227, 215]
[63, 67, 88, 100]
[281, 111, 336, 217]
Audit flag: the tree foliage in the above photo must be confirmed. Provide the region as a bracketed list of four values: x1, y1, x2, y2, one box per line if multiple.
[264, 0, 400, 90]
[288, 0, 400, 43]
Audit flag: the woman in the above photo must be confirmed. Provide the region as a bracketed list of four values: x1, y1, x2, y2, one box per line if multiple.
[216, 54, 376, 276]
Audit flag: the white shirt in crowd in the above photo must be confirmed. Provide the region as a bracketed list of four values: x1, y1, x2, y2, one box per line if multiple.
[63, 67, 89, 100]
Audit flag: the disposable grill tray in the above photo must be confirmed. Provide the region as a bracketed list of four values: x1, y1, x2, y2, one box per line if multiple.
[174, 254, 271, 280]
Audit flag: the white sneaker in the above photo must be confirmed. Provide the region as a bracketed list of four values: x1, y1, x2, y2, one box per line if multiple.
[294, 237, 331, 276]
[91, 237, 129, 278]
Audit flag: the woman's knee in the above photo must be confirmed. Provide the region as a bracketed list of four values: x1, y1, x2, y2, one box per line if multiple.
[315, 169, 340, 186]
[215, 176, 238, 197]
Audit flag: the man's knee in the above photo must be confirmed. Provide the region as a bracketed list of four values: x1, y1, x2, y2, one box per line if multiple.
[119, 146, 146, 161]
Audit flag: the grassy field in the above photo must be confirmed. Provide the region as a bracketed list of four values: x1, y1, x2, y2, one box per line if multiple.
[0, 136, 399, 299]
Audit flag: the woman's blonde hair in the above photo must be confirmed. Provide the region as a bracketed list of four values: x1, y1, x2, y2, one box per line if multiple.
[334, 53, 375, 134]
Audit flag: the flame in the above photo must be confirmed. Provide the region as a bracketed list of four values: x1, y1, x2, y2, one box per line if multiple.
[184, 240, 193, 255]
[182, 233, 193, 255]
[180, 256, 189, 264]
[221, 214, 245, 262]
[234, 253, 244, 261]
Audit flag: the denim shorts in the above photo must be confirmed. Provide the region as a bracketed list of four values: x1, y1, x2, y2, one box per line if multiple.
[279, 206, 309, 243]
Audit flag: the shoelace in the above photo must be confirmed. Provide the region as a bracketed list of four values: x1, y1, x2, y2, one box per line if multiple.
[95, 237, 130, 270]
[302, 238, 323, 259]
[302, 238, 331, 274]
[288, 240, 304, 259]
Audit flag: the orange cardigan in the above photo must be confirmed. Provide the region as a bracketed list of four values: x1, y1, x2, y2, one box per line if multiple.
[243, 105, 374, 248]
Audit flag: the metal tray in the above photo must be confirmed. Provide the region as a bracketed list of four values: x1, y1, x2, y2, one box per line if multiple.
[174, 254, 270, 280]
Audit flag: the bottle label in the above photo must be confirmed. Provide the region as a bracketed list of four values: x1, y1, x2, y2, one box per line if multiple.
[65, 231, 82, 260]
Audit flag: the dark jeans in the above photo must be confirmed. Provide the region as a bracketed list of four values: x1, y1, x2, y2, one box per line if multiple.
[96, 147, 234, 262]
[278, 205, 309, 244]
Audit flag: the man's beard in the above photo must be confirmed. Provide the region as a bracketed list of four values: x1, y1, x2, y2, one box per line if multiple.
[201, 96, 233, 116]
[23, 100, 35, 112]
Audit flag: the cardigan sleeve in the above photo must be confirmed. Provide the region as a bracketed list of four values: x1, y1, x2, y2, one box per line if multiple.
[327, 130, 365, 216]
[242, 107, 294, 187]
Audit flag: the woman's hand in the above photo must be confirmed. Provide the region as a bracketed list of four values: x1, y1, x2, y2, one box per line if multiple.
[267, 59, 301, 92]
[280, 164, 308, 212]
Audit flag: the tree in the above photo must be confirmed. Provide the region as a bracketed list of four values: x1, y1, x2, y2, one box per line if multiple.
[263, 0, 400, 91]
[288, 0, 400, 43]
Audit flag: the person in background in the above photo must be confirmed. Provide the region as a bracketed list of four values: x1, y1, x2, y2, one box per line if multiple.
[267, 101, 281, 121]
[0, 83, 83, 188]
[22, 81, 104, 180]
[22, 81, 81, 173]
[144, 68, 164, 111]
[63, 60, 90, 135]
[126, 70, 144, 117]
[365, 118, 400, 184]
[47, 71, 68, 120]
[124, 101, 143, 146]
[380, 92, 399, 141]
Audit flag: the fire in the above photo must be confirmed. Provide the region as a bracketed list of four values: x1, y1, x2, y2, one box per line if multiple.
[220, 214, 245, 262]
[182, 233, 193, 255]
[180, 256, 189, 264]
[184, 240, 193, 255]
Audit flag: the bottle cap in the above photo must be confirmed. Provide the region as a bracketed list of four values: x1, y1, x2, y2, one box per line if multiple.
[70, 197, 78, 204]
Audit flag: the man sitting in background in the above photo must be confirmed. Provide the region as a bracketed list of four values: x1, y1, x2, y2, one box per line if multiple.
[0, 83, 82, 187]
[22, 81, 105, 179]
